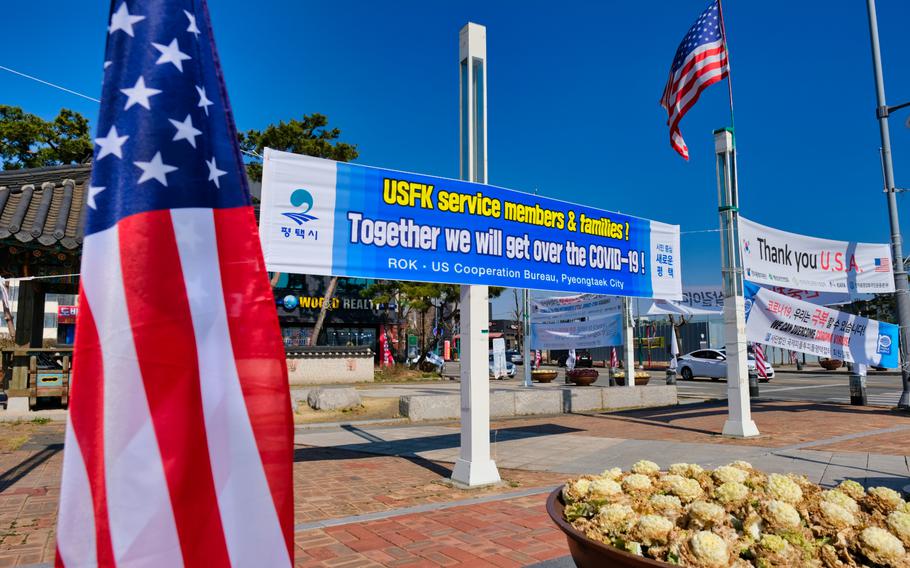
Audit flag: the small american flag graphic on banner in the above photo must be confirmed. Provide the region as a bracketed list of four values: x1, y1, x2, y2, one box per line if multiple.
[875, 257, 892, 273]
[55, 1, 293, 566]
[660, 1, 730, 160]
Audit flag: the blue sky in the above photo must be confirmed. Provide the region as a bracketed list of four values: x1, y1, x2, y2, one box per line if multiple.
[4, 1, 910, 317]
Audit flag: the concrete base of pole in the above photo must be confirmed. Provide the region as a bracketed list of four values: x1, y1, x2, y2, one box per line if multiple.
[850, 374, 868, 406]
[722, 417, 761, 438]
[666, 370, 677, 385]
[452, 458, 501, 488]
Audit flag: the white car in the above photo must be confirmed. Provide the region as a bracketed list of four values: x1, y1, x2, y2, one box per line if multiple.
[677, 347, 775, 382]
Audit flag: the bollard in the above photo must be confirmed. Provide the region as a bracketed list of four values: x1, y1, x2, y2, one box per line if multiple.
[748, 369, 760, 399]
[850, 364, 867, 406]
[666, 369, 677, 385]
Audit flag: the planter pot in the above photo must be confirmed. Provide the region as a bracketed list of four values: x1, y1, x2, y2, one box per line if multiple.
[612, 372, 650, 386]
[546, 489, 671, 568]
[567, 368, 599, 386]
[819, 359, 843, 371]
[532, 370, 558, 383]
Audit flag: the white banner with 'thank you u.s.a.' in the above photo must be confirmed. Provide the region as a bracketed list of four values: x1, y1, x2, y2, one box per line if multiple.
[738, 217, 894, 295]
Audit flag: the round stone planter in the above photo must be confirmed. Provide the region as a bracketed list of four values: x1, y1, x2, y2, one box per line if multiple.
[532, 370, 558, 383]
[819, 358, 843, 371]
[567, 368, 599, 386]
[612, 371, 650, 386]
[546, 489, 671, 568]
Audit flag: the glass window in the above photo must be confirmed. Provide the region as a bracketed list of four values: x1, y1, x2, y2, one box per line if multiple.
[44, 312, 57, 329]
[326, 327, 376, 348]
[281, 326, 312, 348]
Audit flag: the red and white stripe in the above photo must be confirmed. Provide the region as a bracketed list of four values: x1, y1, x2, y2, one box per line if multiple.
[56, 207, 293, 567]
[610, 347, 619, 368]
[660, 39, 729, 160]
[754, 343, 768, 379]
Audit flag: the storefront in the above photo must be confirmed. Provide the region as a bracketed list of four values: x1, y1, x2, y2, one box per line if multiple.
[272, 274, 400, 361]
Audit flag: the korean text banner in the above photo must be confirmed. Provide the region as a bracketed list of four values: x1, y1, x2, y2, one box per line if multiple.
[531, 293, 622, 324]
[260, 150, 682, 299]
[646, 284, 862, 316]
[647, 286, 724, 315]
[739, 217, 894, 294]
[745, 283, 899, 368]
[531, 313, 623, 350]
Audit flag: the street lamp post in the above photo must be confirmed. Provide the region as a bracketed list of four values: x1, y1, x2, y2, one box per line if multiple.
[865, 0, 910, 409]
[715, 127, 759, 438]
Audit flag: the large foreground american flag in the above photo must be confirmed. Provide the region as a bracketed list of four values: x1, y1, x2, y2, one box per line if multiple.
[55, 1, 293, 566]
[660, 0, 730, 160]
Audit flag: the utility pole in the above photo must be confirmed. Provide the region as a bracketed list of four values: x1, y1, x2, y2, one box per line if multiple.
[866, 0, 910, 408]
[522, 288, 532, 387]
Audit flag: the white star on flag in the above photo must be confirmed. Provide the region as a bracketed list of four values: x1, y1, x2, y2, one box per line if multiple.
[206, 156, 227, 188]
[184, 10, 201, 37]
[169, 114, 202, 148]
[108, 3, 145, 37]
[152, 38, 192, 72]
[135, 151, 178, 186]
[86, 185, 106, 209]
[121, 76, 161, 110]
[94, 125, 129, 160]
[196, 85, 213, 116]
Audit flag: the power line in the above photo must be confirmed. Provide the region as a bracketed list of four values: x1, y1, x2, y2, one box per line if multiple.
[0, 64, 100, 103]
[681, 228, 721, 235]
[0, 64, 264, 161]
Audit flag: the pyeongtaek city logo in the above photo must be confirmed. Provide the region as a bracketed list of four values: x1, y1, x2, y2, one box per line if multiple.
[282, 188, 318, 225]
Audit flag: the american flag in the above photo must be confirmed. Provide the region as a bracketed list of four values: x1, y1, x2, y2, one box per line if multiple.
[660, 0, 730, 160]
[875, 257, 891, 273]
[753, 343, 768, 379]
[55, 2, 293, 566]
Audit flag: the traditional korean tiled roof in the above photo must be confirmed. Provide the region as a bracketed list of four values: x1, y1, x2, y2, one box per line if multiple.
[0, 164, 90, 250]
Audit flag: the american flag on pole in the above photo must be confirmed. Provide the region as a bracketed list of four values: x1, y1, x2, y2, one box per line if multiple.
[753, 343, 768, 380]
[660, 0, 730, 160]
[55, 1, 293, 566]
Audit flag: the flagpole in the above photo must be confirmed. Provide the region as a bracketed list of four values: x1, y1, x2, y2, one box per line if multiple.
[717, 0, 736, 134]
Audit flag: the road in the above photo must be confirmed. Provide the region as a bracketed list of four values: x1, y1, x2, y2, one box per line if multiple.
[443, 361, 907, 408]
[676, 371, 906, 407]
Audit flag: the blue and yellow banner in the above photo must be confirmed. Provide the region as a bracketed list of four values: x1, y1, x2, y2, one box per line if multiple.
[260, 149, 682, 299]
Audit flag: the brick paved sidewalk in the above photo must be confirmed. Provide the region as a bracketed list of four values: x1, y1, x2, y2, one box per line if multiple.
[4, 400, 910, 566]
[294, 493, 567, 568]
[494, 399, 910, 453]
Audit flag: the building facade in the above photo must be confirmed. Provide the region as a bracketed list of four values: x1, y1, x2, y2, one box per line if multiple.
[273, 274, 400, 359]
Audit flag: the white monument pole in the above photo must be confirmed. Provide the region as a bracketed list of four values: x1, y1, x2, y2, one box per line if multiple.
[622, 297, 636, 388]
[452, 22, 501, 487]
[715, 128, 759, 438]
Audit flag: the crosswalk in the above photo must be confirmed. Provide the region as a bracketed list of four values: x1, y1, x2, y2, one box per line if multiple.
[825, 391, 903, 407]
[676, 382, 904, 408]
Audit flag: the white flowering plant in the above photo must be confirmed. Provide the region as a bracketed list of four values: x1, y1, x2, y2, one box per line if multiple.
[561, 462, 910, 567]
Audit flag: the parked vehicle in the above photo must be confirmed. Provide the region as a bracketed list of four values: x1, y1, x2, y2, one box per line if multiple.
[488, 354, 516, 379]
[505, 349, 523, 366]
[677, 347, 775, 382]
[407, 351, 446, 375]
[556, 349, 593, 368]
